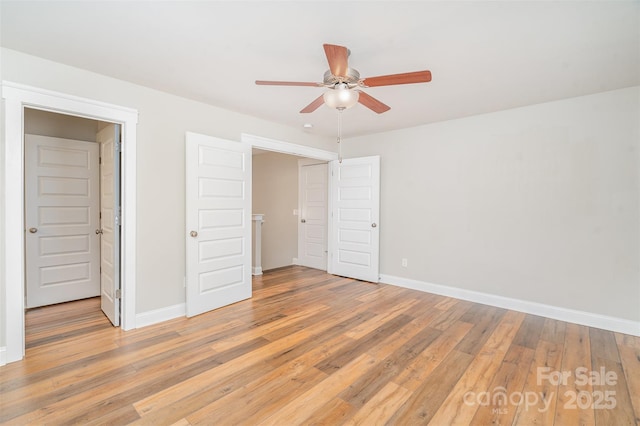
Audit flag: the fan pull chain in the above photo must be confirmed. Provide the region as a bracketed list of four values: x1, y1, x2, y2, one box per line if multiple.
[337, 108, 343, 163]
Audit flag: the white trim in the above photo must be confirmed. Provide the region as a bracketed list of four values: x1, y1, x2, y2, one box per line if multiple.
[252, 266, 263, 276]
[136, 303, 186, 329]
[2, 81, 138, 364]
[242, 133, 338, 161]
[380, 274, 640, 337]
[298, 157, 328, 167]
[0, 347, 6, 366]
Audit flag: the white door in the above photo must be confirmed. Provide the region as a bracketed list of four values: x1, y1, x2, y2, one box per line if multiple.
[25, 135, 101, 308]
[298, 162, 328, 270]
[97, 124, 121, 326]
[186, 132, 252, 317]
[329, 156, 380, 283]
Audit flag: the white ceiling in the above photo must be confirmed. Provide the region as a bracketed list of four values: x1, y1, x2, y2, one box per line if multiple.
[1, 1, 638, 138]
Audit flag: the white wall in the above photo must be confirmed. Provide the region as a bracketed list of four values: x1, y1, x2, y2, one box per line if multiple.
[252, 152, 299, 270]
[0, 47, 335, 338]
[344, 86, 640, 323]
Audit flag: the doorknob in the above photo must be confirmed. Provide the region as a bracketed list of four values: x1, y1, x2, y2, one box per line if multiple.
[301, 219, 306, 223]
[190, 230, 198, 238]
[371, 223, 377, 228]
[95, 229, 103, 235]
[28, 227, 38, 233]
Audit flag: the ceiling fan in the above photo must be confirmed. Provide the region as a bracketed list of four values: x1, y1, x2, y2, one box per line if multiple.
[256, 43, 432, 114]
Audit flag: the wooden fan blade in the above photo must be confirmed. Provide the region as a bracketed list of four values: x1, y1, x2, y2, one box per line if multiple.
[361, 70, 432, 87]
[256, 80, 323, 87]
[323, 44, 349, 77]
[300, 95, 325, 113]
[357, 90, 390, 114]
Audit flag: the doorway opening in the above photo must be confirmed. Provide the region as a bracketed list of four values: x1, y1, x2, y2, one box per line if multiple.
[244, 134, 336, 275]
[252, 150, 328, 272]
[23, 109, 121, 327]
[2, 82, 138, 364]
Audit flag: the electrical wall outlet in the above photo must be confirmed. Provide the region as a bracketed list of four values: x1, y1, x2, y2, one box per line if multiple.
[402, 258, 408, 267]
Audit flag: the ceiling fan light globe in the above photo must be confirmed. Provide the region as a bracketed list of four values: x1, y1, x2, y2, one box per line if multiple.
[323, 85, 359, 110]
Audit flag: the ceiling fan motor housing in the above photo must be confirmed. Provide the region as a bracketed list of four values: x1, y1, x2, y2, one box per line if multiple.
[323, 69, 361, 88]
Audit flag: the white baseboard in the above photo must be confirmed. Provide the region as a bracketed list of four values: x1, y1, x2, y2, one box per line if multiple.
[252, 266, 263, 276]
[380, 274, 640, 337]
[0, 346, 6, 366]
[292, 257, 299, 265]
[135, 303, 185, 329]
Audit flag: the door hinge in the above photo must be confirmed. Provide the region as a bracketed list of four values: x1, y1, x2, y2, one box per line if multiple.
[115, 142, 122, 153]
[115, 289, 122, 299]
[115, 206, 122, 226]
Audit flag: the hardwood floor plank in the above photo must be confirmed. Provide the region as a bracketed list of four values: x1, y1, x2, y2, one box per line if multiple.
[393, 320, 474, 391]
[344, 381, 412, 425]
[314, 314, 414, 374]
[591, 355, 636, 425]
[185, 363, 327, 425]
[338, 326, 441, 408]
[540, 317, 567, 344]
[1, 266, 637, 426]
[0, 331, 181, 420]
[469, 344, 535, 425]
[554, 323, 595, 425]
[590, 329, 636, 425]
[208, 305, 330, 352]
[343, 298, 419, 340]
[131, 361, 276, 425]
[258, 353, 378, 426]
[455, 304, 507, 355]
[430, 299, 474, 331]
[426, 310, 526, 425]
[388, 349, 475, 424]
[511, 313, 546, 349]
[263, 310, 377, 368]
[616, 333, 640, 424]
[4, 345, 222, 425]
[299, 397, 355, 425]
[512, 340, 564, 425]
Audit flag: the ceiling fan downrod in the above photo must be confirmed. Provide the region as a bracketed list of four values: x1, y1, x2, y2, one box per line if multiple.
[337, 108, 343, 163]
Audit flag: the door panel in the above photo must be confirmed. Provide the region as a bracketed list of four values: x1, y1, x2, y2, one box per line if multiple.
[329, 156, 380, 282]
[97, 124, 121, 326]
[186, 132, 252, 317]
[298, 162, 328, 270]
[25, 135, 100, 308]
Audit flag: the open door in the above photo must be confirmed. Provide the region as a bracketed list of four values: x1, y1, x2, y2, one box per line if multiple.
[297, 161, 328, 270]
[97, 123, 121, 326]
[185, 132, 252, 317]
[24, 135, 101, 308]
[329, 156, 380, 283]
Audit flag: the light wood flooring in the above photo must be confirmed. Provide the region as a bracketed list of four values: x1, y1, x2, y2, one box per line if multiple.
[1, 266, 639, 425]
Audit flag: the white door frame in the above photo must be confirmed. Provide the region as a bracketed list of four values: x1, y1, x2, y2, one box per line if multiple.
[2, 81, 138, 364]
[241, 134, 337, 162]
[241, 133, 337, 271]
